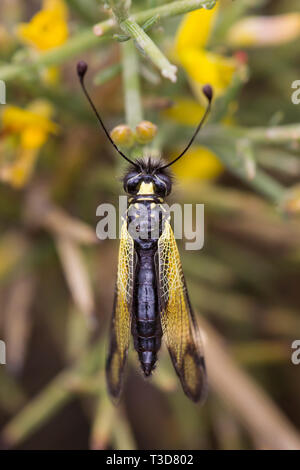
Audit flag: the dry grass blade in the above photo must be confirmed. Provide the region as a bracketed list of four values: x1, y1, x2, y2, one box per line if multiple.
[3, 274, 36, 374]
[112, 407, 137, 451]
[24, 183, 97, 245]
[199, 317, 300, 450]
[0, 341, 104, 448]
[55, 236, 96, 325]
[0, 233, 28, 282]
[45, 208, 98, 245]
[90, 393, 116, 450]
[0, 368, 27, 415]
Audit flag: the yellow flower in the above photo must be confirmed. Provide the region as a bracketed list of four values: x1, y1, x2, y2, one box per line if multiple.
[170, 146, 223, 181]
[42, 65, 61, 85]
[0, 149, 39, 188]
[175, 4, 218, 51]
[2, 101, 58, 148]
[227, 13, 300, 48]
[164, 5, 239, 181]
[1, 100, 58, 187]
[162, 98, 224, 181]
[163, 99, 223, 181]
[175, 5, 237, 98]
[163, 98, 206, 126]
[17, 0, 68, 52]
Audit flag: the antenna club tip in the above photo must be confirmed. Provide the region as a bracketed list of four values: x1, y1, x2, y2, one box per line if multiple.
[77, 60, 88, 79]
[202, 84, 213, 102]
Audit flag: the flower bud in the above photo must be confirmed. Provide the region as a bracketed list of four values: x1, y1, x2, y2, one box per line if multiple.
[135, 121, 157, 144]
[110, 124, 134, 148]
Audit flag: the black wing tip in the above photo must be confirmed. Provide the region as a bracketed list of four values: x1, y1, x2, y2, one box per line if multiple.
[182, 365, 208, 404]
[105, 354, 124, 405]
[107, 389, 122, 406]
[106, 373, 123, 405]
[186, 379, 208, 404]
[169, 349, 208, 404]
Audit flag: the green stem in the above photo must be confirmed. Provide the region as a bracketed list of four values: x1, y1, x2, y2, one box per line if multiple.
[232, 165, 286, 204]
[204, 136, 286, 204]
[0, 369, 27, 415]
[2, 372, 73, 448]
[109, 0, 131, 23]
[90, 393, 116, 450]
[121, 18, 177, 82]
[1, 341, 104, 448]
[0, 30, 111, 81]
[163, 124, 287, 204]
[93, 63, 122, 86]
[65, 0, 98, 23]
[122, 40, 143, 129]
[246, 124, 300, 144]
[0, 0, 219, 82]
[127, 0, 218, 25]
[112, 408, 137, 450]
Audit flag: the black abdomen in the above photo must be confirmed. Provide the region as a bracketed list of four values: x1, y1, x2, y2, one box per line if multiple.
[132, 248, 162, 377]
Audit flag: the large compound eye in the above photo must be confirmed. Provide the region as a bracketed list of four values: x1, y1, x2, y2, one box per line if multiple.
[123, 172, 141, 194]
[153, 173, 172, 197]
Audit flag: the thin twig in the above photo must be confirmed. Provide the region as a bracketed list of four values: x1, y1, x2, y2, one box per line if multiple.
[121, 18, 177, 82]
[55, 236, 96, 325]
[24, 183, 97, 245]
[1, 341, 104, 448]
[122, 39, 143, 129]
[0, 0, 219, 82]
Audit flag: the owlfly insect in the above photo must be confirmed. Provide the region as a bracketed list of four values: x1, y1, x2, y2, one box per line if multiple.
[77, 60, 212, 402]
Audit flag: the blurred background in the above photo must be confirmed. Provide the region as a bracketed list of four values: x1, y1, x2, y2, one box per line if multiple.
[1, 0, 300, 450]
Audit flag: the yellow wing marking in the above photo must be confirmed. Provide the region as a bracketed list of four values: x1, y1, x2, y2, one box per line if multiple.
[106, 221, 134, 401]
[158, 221, 207, 402]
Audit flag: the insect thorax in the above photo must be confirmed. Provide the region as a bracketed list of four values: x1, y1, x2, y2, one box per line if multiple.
[126, 196, 169, 249]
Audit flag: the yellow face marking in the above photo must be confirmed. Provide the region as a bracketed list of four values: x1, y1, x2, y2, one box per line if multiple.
[137, 182, 154, 195]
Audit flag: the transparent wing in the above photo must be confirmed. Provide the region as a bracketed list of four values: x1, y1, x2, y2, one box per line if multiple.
[106, 221, 135, 401]
[158, 221, 207, 402]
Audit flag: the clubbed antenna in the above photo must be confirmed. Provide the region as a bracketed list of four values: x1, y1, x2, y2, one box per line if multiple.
[160, 85, 213, 169]
[77, 60, 138, 168]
